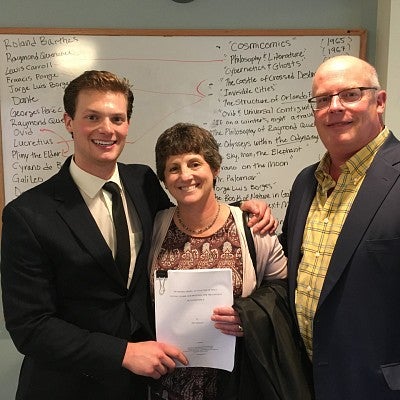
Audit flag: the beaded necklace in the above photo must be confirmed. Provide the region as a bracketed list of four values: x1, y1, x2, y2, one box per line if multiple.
[176, 203, 221, 234]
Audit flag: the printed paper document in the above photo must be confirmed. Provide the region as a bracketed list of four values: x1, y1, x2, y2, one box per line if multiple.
[154, 268, 235, 371]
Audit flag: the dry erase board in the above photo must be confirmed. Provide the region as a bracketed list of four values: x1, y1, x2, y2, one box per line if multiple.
[0, 28, 366, 226]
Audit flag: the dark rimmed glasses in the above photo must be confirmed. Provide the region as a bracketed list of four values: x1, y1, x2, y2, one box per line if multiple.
[308, 87, 378, 111]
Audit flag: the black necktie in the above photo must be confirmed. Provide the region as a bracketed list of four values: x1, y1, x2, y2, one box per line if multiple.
[103, 182, 131, 284]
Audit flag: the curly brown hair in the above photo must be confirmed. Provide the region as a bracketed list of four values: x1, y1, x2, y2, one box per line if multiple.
[155, 123, 222, 182]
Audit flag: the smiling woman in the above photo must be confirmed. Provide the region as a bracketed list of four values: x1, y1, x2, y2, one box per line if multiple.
[146, 122, 303, 400]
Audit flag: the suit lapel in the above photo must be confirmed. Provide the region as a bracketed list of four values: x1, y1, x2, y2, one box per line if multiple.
[288, 167, 318, 310]
[318, 135, 400, 308]
[53, 159, 123, 286]
[290, 180, 317, 266]
[119, 164, 152, 292]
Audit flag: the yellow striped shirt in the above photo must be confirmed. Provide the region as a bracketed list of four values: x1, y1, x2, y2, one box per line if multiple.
[295, 127, 389, 359]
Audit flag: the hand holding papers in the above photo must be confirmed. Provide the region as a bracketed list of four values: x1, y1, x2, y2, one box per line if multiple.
[154, 268, 235, 372]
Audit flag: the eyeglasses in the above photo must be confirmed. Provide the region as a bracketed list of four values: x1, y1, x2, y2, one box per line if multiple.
[308, 87, 377, 111]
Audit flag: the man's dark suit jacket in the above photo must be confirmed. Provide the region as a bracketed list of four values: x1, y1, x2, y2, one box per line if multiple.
[1, 156, 171, 400]
[280, 132, 400, 399]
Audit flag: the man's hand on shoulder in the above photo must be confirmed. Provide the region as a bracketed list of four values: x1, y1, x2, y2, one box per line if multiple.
[240, 199, 278, 235]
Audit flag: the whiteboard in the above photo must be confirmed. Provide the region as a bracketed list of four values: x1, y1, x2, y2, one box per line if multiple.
[0, 29, 365, 226]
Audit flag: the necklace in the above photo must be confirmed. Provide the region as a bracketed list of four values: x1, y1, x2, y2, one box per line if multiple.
[176, 203, 221, 234]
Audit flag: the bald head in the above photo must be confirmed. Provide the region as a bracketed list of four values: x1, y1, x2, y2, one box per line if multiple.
[312, 55, 380, 95]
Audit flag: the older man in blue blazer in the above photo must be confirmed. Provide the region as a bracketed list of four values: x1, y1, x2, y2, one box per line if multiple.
[280, 55, 400, 399]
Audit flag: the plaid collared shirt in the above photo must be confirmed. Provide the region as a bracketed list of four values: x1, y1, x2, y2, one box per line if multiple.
[295, 127, 389, 359]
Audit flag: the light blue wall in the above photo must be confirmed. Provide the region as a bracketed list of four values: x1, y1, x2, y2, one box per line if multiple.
[1, 287, 23, 399]
[0, 0, 378, 397]
[1, 0, 377, 60]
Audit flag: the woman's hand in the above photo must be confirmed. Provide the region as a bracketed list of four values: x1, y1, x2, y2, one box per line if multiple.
[211, 306, 244, 337]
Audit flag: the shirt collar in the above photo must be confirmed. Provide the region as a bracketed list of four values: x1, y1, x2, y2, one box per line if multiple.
[315, 126, 389, 184]
[70, 157, 122, 198]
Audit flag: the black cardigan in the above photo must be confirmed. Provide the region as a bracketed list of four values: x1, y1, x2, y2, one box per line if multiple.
[221, 280, 314, 400]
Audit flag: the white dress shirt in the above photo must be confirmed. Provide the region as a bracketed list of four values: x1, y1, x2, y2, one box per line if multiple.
[70, 158, 142, 288]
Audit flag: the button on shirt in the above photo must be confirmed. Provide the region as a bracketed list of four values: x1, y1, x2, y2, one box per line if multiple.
[70, 159, 142, 288]
[295, 127, 389, 359]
